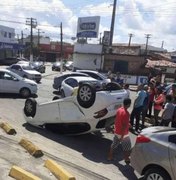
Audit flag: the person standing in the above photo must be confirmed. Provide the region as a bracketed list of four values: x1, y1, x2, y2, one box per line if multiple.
[123, 84, 130, 98]
[153, 86, 165, 126]
[147, 82, 155, 118]
[130, 84, 146, 133]
[107, 98, 132, 164]
[160, 95, 175, 126]
[141, 85, 149, 129]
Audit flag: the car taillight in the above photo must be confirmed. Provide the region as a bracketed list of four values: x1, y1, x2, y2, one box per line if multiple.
[136, 135, 151, 143]
[94, 108, 108, 118]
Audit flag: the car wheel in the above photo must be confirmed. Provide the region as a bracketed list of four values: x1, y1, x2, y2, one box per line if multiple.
[144, 168, 171, 180]
[52, 96, 60, 100]
[77, 83, 96, 108]
[60, 90, 65, 98]
[20, 88, 31, 98]
[24, 98, 37, 117]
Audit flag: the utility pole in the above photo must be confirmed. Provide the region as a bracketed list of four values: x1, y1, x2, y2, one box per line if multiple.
[128, 33, 134, 46]
[161, 40, 164, 49]
[37, 29, 45, 47]
[26, 17, 37, 62]
[99, 32, 102, 44]
[145, 34, 151, 56]
[60, 22, 63, 74]
[21, 31, 24, 45]
[109, 0, 117, 46]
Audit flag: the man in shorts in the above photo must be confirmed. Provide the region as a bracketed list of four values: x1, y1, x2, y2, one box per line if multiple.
[107, 98, 132, 164]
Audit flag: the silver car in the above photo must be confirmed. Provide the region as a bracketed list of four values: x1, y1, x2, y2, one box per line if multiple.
[131, 126, 176, 180]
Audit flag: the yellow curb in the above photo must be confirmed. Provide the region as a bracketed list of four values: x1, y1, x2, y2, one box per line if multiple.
[19, 138, 43, 158]
[44, 159, 76, 180]
[0, 122, 17, 135]
[9, 165, 42, 180]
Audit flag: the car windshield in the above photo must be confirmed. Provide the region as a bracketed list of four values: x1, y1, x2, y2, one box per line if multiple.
[8, 71, 23, 80]
[22, 65, 34, 70]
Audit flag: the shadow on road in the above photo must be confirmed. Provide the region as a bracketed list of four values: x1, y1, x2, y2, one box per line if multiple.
[23, 123, 139, 179]
[0, 93, 38, 99]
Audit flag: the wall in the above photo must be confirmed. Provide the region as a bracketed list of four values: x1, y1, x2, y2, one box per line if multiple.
[0, 25, 16, 43]
[74, 43, 102, 54]
[73, 53, 102, 70]
[104, 54, 146, 74]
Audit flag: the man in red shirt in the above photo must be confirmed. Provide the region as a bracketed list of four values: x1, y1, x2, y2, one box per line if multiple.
[107, 98, 132, 164]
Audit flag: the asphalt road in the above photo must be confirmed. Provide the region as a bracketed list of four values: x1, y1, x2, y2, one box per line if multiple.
[0, 65, 141, 180]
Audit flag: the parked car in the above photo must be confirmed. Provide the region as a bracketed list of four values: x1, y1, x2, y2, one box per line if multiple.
[131, 126, 176, 180]
[65, 61, 73, 70]
[30, 61, 46, 73]
[23, 82, 128, 134]
[52, 62, 66, 71]
[0, 57, 19, 65]
[60, 76, 101, 97]
[0, 69, 37, 98]
[7, 64, 42, 83]
[17, 60, 46, 73]
[77, 70, 111, 85]
[53, 72, 89, 91]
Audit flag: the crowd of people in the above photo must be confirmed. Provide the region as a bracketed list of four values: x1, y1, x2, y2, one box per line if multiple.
[107, 78, 176, 165]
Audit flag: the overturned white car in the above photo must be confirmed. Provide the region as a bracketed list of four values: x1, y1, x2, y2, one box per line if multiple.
[23, 82, 128, 134]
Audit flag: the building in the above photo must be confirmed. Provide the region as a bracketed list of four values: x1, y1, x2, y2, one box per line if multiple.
[0, 25, 23, 59]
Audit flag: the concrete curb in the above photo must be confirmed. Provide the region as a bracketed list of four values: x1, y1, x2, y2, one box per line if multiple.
[9, 165, 41, 180]
[0, 122, 17, 135]
[19, 138, 43, 158]
[44, 159, 76, 180]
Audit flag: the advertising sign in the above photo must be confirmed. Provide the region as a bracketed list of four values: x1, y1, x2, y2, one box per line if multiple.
[77, 16, 100, 38]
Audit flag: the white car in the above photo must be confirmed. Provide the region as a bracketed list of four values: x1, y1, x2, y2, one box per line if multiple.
[0, 69, 37, 98]
[60, 76, 101, 97]
[7, 64, 42, 83]
[23, 82, 128, 134]
[76, 70, 111, 85]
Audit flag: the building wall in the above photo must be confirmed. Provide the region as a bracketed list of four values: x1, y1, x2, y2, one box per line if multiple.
[0, 25, 16, 43]
[73, 53, 102, 70]
[104, 54, 146, 75]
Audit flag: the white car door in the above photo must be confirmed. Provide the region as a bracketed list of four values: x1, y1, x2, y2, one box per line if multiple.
[0, 71, 19, 93]
[63, 78, 78, 97]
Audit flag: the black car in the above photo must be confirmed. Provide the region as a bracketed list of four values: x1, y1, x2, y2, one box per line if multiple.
[0, 57, 19, 65]
[30, 61, 46, 73]
[53, 72, 89, 91]
[52, 62, 66, 71]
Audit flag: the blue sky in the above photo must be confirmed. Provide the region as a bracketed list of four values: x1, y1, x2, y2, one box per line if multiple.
[0, 0, 176, 51]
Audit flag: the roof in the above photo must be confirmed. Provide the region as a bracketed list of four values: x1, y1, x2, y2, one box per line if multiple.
[146, 59, 176, 68]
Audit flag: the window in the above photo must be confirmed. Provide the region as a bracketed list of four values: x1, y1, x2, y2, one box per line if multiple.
[9, 33, 12, 38]
[11, 65, 21, 71]
[65, 78, 78, 88]
[4, 32, 7, 38]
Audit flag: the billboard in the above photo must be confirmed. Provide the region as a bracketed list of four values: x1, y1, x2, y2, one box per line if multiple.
[77, 16, 100, 38]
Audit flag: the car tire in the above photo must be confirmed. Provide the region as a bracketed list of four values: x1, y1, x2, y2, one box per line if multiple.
[77, 83, 96, 108]
[60, 90, 65, 98]
[52, 96, 60, 100]
[24, 98, 37, 117]
[144, 168, 171, 180]
[20, 88, 31, 98]
[105, 82, 121, 91]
